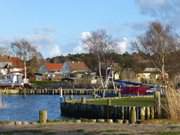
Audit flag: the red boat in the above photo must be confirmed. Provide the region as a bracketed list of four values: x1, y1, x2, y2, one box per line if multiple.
[120, 86, 149, 95]
[115, 80, 150, 95]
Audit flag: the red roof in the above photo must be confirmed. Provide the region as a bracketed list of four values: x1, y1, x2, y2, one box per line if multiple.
[10, 57, 24, 68]
[45, 63, 63, 72]
[0, 55, 23, 68]
[68, 61, 89, 72]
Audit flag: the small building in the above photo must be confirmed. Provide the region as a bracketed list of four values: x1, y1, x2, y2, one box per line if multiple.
[61, 61, 90, 79]
[136, 68, 161, 83]
[36, 63, 63, 81]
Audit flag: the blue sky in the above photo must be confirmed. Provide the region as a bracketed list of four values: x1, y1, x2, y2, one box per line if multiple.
[0, 0, 177, 57]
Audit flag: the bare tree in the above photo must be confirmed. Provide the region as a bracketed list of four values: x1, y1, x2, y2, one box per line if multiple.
[11, 39, 41, 83]
[134, 22, 179, 81]
[82, 30, 115, 96]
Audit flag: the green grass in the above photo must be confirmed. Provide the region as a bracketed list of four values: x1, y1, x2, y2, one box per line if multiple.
[31, 80, 61, 88]
[86, 97, 154, 106]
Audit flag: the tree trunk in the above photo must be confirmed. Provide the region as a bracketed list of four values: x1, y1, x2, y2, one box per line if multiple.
[24, 60, 27, 80]
[98, 57, 105, 97]
[99, 61, 104, 88]
[162, 54, 165, 82]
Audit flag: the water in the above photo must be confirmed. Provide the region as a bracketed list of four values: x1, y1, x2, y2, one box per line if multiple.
[0, 95, 90, 122]
[0, 94, 6, 109]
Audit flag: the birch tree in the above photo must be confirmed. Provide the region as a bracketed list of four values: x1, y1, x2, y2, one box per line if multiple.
[134, 22, 179, 82]
[82, 30, 115, 90]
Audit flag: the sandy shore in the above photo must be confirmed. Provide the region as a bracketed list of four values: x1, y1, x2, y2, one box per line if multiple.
[0, 123, 180, 135]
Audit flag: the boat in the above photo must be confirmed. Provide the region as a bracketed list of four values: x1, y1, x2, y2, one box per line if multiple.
[115, 80, 158, 96]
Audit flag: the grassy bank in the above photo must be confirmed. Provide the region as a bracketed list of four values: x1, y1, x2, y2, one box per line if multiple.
[69, 96, 155, 106]
[87, 97, 154, 106]
[31, 80, 62, 88]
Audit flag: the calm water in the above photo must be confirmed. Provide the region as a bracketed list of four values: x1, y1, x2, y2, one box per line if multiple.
[0, 95, 89, 122]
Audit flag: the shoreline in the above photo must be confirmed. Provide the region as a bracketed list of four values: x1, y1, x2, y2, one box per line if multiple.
[0, 122, 180, 135]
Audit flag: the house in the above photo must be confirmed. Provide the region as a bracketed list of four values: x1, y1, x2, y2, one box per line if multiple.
[136, 68, 161, 83]
[36, 63, 63, 81]
[61, 61, 90, 79]
[0, 55, 24, 86]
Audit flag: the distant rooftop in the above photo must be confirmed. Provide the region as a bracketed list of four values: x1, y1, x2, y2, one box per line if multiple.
[0, 55, 23, 68]
[144, 68, 160, 73]
[68, 61, 89, 73]
[45, 63, 63, 72]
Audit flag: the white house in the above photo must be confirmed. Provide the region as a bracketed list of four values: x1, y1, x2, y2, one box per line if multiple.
[0, 56, 24, 87]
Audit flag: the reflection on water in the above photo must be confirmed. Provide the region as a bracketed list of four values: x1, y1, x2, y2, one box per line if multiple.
[0, 95, 7, 109]
[0, 95, 90, 121]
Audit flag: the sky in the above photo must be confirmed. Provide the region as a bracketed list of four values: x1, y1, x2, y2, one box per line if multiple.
[0, 0, 179, 58]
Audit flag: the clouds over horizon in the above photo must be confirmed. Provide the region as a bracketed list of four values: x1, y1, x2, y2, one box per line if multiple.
[75, 32, 131, 55]
[71, 32, 90, 54]
[0, 28, 63, 58]
[29, 33, 62, 58]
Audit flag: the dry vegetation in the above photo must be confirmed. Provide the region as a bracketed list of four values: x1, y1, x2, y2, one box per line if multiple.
[162, 82, 180, 120]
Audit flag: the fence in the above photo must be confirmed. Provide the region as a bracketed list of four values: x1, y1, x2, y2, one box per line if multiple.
[61, 92, 161, 123]
[61, 103, 155, 123]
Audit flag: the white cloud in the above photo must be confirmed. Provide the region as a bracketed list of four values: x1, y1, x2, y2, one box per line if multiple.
[72, 45, 86, 54]
[0, 27, 63, 58]
[48, 44, 61, 57]
[81, 32, 92, 40]
[71, 32, 92, 54]
[24, 31, 62, 58]
[114, 37, 129, 54]
[78, 32, 130, 55]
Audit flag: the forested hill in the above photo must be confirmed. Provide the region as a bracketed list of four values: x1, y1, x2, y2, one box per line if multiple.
[46, 53, 150, 73]
[46, 51, 180, 77]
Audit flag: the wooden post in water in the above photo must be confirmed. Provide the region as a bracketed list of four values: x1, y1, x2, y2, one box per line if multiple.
[107, 99, 112, 106]
[130, 106, 136, 124]
[64, 96, 67, 103]
[92, 90, 96, 98]
[81, 97, 86, 104]
[39, 110, 48, 124]
[60, 88, 63, 97]
[140, 107, 145, 121]
[154, 91, 161, 118]
[150, 106, 155, 119]
[146, 107, 150, 120]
